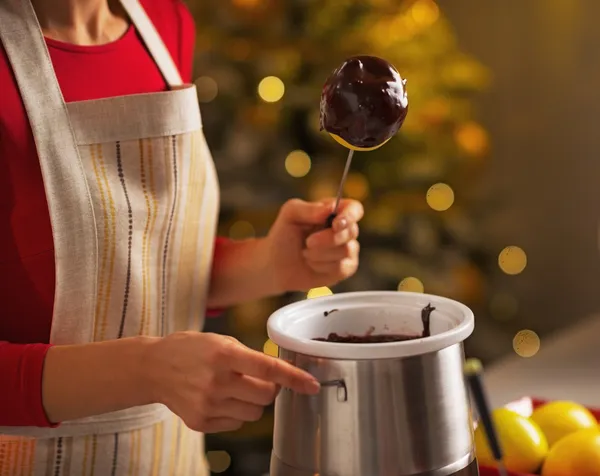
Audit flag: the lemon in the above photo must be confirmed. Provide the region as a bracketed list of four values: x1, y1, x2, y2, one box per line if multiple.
[329, 133, 390, 151]
[475, 408, 548, 473]
[542, 427, 600, 476]
[531, 401, 598, 447]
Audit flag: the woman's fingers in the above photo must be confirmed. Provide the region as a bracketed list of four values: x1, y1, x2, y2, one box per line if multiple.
[306, 222, 359, 249]
[211, 398, 265, 422]
[226, 345, 320, 395]
[303, 240, 360, 263]
[203, 417, 244, 434]
[225, 374, 278, 406]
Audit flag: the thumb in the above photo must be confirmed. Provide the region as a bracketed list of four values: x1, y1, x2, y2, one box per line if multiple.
[279, 198, 334, 225]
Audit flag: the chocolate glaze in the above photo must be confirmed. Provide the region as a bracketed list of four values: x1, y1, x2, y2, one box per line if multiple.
[319, 55, 408, 149]
[314, 303, 436, 344]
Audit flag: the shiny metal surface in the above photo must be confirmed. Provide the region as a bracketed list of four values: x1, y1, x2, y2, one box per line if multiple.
[270, 454, 479, 476]
[271, 343, 475, 476]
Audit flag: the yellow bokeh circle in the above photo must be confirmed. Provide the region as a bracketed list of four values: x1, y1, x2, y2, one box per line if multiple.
[426, 183, 455, 211]
[410, 0, 440, 27]
[397, 277, 425, 293]
[263, 339, 279, 357]
[513, 330, 540, 358]
[284, 150, 311, 178]
[307, 287, 333, 299]
[229, 220, 256, 240]
[195, 76, 218, 103]
[343, 173, 370, 200]
[206, 451, 232, 473]
[258, 76, 285, 103]
[498, 246, 527, 275]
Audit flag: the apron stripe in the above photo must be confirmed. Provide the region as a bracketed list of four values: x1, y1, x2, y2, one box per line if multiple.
[110, 434, 119, 476]
[144, 139, 159, 336]
[0, 438, 8, 475]
[43, 439, 53, 476]
[160, 136, 179, 336]
[90, 144, 108, 341]
[174, 132, 206, 331]
[13, 440, 22, 476]
[96, 143, 118, 342]
[89, 436, 97, 476]
[166, 415, 178, 475]
[138, 140, 151, 336]
[53, 437, 63, 476]
[116, 141, 134, 339]
[80, 437, 89, 476]
[175, 421, 188, 475]
[134, 430, 141, 476]
[156, 139, 172, 336]
[61, 439, 73, 476]
[28, 440, 36, 476]
[150, 422, 163, 476]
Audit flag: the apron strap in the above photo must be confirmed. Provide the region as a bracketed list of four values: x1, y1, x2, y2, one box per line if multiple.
[0, 0, 99, 342]
[120, 0, 183, 87]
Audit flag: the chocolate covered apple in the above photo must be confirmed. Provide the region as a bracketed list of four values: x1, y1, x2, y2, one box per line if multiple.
[319, 55, 408, 151]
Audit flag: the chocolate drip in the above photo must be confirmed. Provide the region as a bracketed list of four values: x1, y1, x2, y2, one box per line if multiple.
[421, 303, 435, 338]
[319, 55, 408, 149]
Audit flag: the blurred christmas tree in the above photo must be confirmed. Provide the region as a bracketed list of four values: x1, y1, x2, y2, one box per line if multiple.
[185, 0, 496, 473]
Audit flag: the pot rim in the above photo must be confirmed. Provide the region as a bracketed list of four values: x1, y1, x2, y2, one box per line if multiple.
[267, 291, 474, 359]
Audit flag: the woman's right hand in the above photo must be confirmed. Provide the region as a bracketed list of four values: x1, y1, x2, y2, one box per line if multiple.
[143, 331, 319, 433]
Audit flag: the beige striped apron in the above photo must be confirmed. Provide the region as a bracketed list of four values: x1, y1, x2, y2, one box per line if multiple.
[0, 0, 219, 474]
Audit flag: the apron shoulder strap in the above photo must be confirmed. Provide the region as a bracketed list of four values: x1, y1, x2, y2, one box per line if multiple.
[0, 0, 99, 342]
[120, 0, 183, 87]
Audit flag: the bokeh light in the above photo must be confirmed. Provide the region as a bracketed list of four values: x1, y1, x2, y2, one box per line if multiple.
[307, 287, 333, 299]
[426, 183, 455, 211]
[498, 246, 527, 275]
[397, 277, 425, 293]
[195, 76, 218, 103]
[455, 122, 489, 156]
[229, 220, 256, 240]
[232, 0, 260, 8]
[410, 0, 440, 27]
[206, 451, 232, 473]
[285, 150, 311, 177]
[513, 330, 541, 358]
[343, 172, 370, 200]
[258, 76, 285, 103]
[263, 339, 279, 357]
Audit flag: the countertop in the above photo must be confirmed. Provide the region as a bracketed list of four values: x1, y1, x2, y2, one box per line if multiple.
[485, 313, 600, 409]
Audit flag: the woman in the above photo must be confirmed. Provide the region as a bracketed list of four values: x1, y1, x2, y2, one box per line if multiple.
[0, 0, 363, 473]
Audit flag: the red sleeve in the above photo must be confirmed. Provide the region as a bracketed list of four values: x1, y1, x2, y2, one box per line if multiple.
[0, 342, 56, 427]
[206, 237, 229, 317]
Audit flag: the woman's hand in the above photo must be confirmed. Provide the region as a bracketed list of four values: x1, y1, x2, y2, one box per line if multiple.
[144, 332, 320, 433]
[265, 198, 363, 293]
[206, 198, 363, 308]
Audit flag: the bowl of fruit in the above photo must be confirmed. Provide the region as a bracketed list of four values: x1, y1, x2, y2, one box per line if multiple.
[477, 397, 600, 476]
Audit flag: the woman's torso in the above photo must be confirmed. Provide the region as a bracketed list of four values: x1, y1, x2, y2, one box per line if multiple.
[0, 0, 194, 345]
[0, 1, 217, 474]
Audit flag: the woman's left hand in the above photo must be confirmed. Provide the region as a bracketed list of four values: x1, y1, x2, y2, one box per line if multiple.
[265, 198, 363, 293]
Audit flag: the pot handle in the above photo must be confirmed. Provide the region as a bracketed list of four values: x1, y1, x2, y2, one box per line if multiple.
[320, 379, 347, 402]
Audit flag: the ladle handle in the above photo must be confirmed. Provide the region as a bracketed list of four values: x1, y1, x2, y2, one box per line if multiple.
[464, 359, 504, 463]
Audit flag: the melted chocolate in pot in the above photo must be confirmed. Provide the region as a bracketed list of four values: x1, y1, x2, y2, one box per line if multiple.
[314, 303, 436, 343]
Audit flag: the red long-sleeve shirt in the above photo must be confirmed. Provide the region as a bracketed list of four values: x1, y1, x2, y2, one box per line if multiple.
[0, 0, 222, 428]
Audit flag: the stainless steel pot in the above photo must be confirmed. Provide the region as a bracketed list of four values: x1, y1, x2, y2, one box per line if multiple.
[267, 291, 478, 476]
